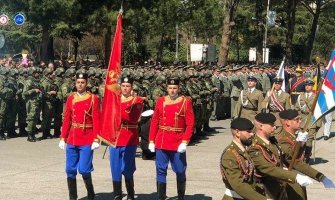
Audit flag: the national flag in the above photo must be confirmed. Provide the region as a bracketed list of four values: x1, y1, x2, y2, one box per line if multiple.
[98, 13, 123, 146]
[313, 55, 335, 123]
[276, 56, 286, 91]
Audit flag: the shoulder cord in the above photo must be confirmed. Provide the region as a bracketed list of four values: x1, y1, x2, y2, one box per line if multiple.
[254, 144, 278, 166]
[230, 149, 253, 177]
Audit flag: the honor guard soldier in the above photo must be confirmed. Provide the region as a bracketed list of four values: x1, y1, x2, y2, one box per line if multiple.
[248, 113, 314, 200]
[277, 109, 335, 200]
[262, 77, 291, 133]
[295, 79, 322, 163]
[233, 76, 264, 121]
[149, 78, 195, 200]
[110, 76, 144, 200]
[220, 118, 267, 200]
[290, 66, 306, 105]
[59, 72, 101, 200]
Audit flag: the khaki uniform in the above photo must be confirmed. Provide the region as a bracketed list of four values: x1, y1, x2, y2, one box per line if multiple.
[220, 141, 266, 200]
[248, 135, 298, 200]
[276, 129, 325, 200]
[262, 90, 291, 128]
[234, 88, 264, 122]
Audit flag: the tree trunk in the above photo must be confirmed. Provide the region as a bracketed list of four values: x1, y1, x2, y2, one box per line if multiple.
[219, 0, 240, 65]
[104, 26, 112, 67]
[47, 36, 54, 62]
[73, 39, 79, 61]
[157, 33, 164, 63]
[255, 0, 264, 64]
[41, 26, 50, 62]
[305, 1, 321, 64]
[285, 0, 298, 64]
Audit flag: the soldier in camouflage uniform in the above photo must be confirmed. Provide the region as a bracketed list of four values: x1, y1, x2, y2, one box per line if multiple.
[39, 68, 58, 140]
[23, 67, 43, 142]
[53, 67, 65, 137]
[5, 68, 19, 138]
[151, 75, 166, 106]
[60, 68, 76, 104]
[17, 68, 28, 136]
[0, 67, 13, 140]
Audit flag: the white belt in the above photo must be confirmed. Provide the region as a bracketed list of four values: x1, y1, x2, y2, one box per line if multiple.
[225, 188, 243, 199]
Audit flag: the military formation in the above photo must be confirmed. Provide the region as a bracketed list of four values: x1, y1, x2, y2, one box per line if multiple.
[0, 60, 327, 144]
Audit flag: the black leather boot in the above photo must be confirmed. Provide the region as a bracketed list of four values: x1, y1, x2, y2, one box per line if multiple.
[67, 178, 77, 200]
[203, 122, 215, 133]
[113, 181, 122, 200]
[0, 130, 6, 140]
[304, 146, 313, 164]
[125, 178, 135, 200]
[83, 175, 95, 200]
[157, 182, 166, 200]
[177, 181, 186, 200]
[27, 132, 36, 142]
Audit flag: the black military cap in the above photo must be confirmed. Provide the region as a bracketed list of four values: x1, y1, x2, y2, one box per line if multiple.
[166, 78, 180, 85]
[304, 79, 315, 85]
[255, 113, 276, 125]
[120, 76, 134, 84]
[76, 73, 88, 80]
[231, 118, 254, 131]
[279, 109, 299, 120]
[273, 77, 284, 83]
[247, 75, 257, 82]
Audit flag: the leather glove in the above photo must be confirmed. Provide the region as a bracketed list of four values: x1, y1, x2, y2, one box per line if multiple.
[148, 142, 155, 153]
[177, 143, 187, 153]
[91, 141, 100, 150]
[296, 174, 313, 187]
[296, 131, 308, 142]
[58, 140, 66, 150]
[322, 176, 335, 188]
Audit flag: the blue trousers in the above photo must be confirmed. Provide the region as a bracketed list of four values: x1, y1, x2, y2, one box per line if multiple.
[66, 144, 94, 179]
[156, 149, 187, 183]
[109, 145, 137, 181]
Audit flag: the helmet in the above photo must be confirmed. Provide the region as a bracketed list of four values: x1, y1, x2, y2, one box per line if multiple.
[54, 67, 65, 76]
[43, 68, 53, 76]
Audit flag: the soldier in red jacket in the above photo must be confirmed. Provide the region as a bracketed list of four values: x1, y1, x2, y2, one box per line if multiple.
[58, 72, 100, 200]
[149, 78, 195, 200]
[110, 76, 143, 200]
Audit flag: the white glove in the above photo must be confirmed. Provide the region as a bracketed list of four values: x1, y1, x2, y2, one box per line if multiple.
[58, 140, 66, 150]
[296, 131, 308, 142]
[296, 174, 313, 187]
[91, 141, 100, 150]
[177, 143, 187, 153]
[322, 176, 335, 188]
[148, 143, 155, 152]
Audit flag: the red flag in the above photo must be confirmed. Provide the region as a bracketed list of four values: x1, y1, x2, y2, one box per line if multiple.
[98, 14, 123, 146]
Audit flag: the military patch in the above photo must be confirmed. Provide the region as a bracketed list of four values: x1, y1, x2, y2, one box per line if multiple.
[251, 151, 259, 156]
[228, 160, 234, 167]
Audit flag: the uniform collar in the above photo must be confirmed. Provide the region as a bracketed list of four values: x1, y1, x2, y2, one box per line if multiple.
[256, 134, 270, 145]
[233, 140, 246, 152]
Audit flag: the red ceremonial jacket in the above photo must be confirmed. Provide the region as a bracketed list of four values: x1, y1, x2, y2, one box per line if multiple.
[116, 96, 143, 146]
[61, 92, 100, 146]
[149, 95, 195, 151]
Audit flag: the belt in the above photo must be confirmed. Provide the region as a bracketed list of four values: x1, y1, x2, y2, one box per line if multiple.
[121, 124, 138, 129]
[159, 125, 185, 132]
[71, 122, 93, 129]
[243, 107, 257, 111]
[291, 92, 303, 94]
[224, 188, 243, 199]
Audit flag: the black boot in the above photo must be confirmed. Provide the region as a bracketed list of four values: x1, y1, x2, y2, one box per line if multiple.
[7, 129, 18, 138]
[67, 178, 77, 200]
[203, 122, 215, 133]
[0, 130, 6, 140]
[83, 175, 95, 200]
[27, 132, 36, 142]
[157, 182, 166, 200]
[125, 178, 135, 200]
[19, 127, 28, 137]
[177, 181, 186, 200]
[304, 146, 313, 164]
[113, 181, 122, 200]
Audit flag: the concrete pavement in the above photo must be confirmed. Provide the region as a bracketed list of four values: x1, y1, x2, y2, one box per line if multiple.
[0, 118, 334, 199]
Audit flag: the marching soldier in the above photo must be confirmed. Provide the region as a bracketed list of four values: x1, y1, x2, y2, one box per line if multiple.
[0, 67, 13, 140]
[109, 76, 144, 200]
[290, 66, 306, 105]
[248, 112, 314, 199]
[295, 79, 322, 163]
[5, 69, 19, 138]
[58, 72, 100, 200]
[262, 77, 291, 133]
[220, 118, 267, 200]
[149, 78, 195, 200]
[276, 109, 335, 200]
[230, 66, 243, 117]
[233, 76, 264, 121]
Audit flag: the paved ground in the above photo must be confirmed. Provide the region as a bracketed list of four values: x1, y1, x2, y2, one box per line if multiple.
[0, 118, 335, 200]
